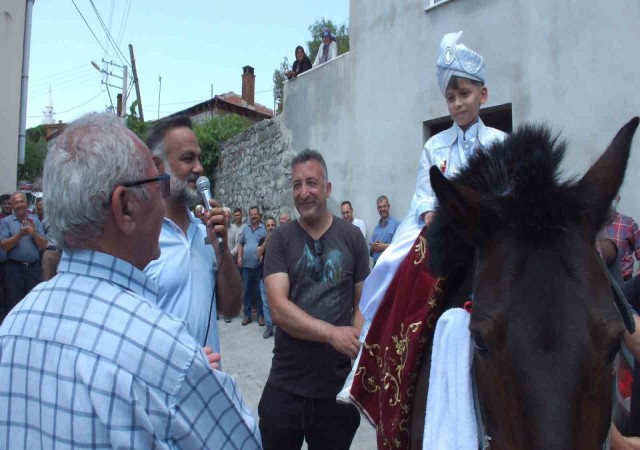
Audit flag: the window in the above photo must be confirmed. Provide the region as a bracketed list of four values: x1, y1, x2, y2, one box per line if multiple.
[423, 103, 513, 144]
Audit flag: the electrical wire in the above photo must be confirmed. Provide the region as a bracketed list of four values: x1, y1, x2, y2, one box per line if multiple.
[70, 0, 110, 56]
[29, 71, 98, 97]
[116, 0, 132, 48]
[29, 64, 92, 86]
[89, 0, 131, 69]
[27, 89, 105, 118]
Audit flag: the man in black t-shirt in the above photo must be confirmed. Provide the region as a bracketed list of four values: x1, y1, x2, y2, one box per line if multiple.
[259, 150, 369, 450]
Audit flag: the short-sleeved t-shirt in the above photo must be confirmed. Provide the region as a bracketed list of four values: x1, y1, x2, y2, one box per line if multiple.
[264, 216, 370, 398]
[239, 223, 266, 269]
[0, 214, 44, 263]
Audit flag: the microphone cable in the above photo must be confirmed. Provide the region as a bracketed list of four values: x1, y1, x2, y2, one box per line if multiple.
[203, 232, 225, 348]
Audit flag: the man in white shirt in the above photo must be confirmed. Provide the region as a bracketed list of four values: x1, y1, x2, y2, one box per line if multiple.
[341, 200, 366, 239]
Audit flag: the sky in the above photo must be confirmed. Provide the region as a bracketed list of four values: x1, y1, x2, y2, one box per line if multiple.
[26, 0, 349, 128]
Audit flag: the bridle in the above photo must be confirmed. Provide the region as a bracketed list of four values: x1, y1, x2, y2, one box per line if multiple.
[469, 251, 634, 450]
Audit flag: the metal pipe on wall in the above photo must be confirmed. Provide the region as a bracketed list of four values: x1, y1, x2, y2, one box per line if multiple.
[18, 0, 36, 165]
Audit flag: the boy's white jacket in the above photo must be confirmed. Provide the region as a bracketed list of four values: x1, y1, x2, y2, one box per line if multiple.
[412, 119, 507, 222]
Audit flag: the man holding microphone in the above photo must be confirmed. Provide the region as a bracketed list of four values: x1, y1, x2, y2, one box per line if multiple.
[144, 115, 242, 367]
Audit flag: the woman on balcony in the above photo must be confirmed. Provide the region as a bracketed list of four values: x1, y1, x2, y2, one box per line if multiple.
[286, 46, 312, 79]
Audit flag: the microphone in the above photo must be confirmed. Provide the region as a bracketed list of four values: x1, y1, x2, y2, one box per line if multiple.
[196, 176, 224, 250]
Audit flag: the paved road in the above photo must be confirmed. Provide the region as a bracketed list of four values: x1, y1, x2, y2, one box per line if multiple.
[219, 315, 378, 449]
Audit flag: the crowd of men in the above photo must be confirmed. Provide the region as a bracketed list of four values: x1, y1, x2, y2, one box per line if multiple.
[0, 108, 460, 448]
[0, 83, 638, 448]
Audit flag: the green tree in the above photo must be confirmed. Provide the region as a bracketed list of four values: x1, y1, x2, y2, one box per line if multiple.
[273, 57, 289, 113]
[306, 18, 349, 64]
[192, 114, 251, 177]
[125, 100, 151, 140]
[18, 135, 48, 182]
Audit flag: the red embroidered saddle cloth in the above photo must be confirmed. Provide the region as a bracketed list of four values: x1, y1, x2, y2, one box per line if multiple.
[350, 227, 447, 449]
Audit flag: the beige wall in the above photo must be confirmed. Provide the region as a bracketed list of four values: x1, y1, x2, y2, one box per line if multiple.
[0, 0, 26, 195]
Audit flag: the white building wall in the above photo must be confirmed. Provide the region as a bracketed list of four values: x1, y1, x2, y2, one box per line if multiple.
[282, 0, 640, 236]
[0, 0, 26, 195]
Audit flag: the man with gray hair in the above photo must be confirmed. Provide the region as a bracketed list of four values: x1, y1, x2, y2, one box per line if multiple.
[0, 113, 261, 448]
[0, 191, 47, 312]
[144, 115, 242, 363]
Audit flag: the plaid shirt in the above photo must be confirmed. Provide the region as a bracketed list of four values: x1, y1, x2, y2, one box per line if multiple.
[606, 213, 640, 279]
[0, 250, 261, 449]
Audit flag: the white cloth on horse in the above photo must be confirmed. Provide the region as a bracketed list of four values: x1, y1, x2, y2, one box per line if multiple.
[336, 320, 371, 404]
[423, 308, 476, 450]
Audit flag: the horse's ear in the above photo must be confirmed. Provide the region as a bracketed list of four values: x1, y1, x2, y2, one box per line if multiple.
[430, 166, 482, 243]
[577, 117, 639, 233]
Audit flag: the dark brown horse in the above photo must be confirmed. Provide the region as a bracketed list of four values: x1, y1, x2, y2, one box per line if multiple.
[411, 117, 639, 449]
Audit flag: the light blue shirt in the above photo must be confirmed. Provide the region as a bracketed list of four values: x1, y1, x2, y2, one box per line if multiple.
[144, 213, 220, 353]
[0, 249, 261, 449]
[0, 213, 44, 262]
[240, 223, 267, 269]
[370, 216, 400, 263]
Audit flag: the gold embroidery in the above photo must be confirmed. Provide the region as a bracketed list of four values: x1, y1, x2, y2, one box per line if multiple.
[413, 236, 427, 265]
[355, 275, 445, 448]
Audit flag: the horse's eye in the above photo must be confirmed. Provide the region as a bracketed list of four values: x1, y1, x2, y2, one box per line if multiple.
[471, 331, 488, 355]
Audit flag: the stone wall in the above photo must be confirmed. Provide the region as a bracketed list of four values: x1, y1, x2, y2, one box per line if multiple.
[212, 117, 297, 221]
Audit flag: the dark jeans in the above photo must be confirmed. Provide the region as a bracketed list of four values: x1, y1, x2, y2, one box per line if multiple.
[4, 260, 41, 314]
[259, 382, 360, 450]
[242, 266, 263, 318]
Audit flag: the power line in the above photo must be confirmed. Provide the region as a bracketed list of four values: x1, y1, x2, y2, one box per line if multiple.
[29, 64, 90, 85]
[52, 89, 106, 114]
[70, 0, 110, 56]
[88, 0, 130, 69]
[27, 89, 105, 118]
[116, 0, 132, 48]
[29, 71, 98, 97]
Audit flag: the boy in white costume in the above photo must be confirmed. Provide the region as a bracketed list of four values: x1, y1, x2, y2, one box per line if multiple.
[339, 31, 506, 403]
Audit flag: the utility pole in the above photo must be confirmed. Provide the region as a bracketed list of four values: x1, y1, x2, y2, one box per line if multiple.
[91, 59, 127, 116]
[121, 66, 128, 117]
[158, 75, 162, 120]
[129, 44, 144, 121]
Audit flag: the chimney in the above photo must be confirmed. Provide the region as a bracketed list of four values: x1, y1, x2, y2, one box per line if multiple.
[242, 66, 255, 105]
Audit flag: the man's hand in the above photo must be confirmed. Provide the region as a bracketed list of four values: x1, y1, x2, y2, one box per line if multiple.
[371, 240, 381, 253]
[20, 219, 34, 236]
[329, 326, 361, 359]
[424, 211, 436, 227]
[203, 346, 221, 370]
[204, 199, 227, 248]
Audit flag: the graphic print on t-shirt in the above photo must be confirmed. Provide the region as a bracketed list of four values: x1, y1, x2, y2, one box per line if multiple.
[292, 239, 346, 324]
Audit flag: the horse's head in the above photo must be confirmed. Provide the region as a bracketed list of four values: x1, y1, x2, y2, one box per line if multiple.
[428, 118, 639, 449]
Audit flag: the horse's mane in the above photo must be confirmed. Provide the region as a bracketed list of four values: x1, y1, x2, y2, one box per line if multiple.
[427, 124, 588, 277]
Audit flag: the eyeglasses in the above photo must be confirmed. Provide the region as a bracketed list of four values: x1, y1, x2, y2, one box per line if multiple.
[122, 173, 171, 198]
[312, 239, 324, 273]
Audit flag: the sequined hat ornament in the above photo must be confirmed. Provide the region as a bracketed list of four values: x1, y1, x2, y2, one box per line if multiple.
[436, 31, 486, 97]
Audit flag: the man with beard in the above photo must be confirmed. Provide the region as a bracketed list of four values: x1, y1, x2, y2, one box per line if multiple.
[144, 115, 242, 366]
